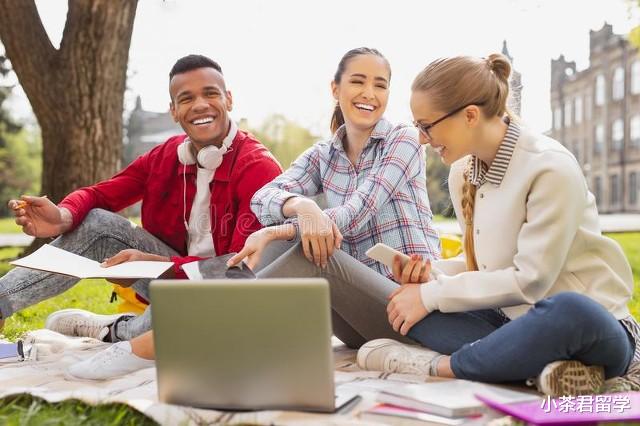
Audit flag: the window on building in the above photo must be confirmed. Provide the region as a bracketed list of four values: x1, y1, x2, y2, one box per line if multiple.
[613, 66, 625, 100]
[554, 107, 562, 130]
[594, 176, 602, 208]
[610, 174, 620, 205]
[630, 172, 638, 205]
[633, 61, 640, 94]
[612, 119, 624, 151]
[631, 115, 640, 148]
[595, 74, 606, 106]
[594, 124, 605, 155]
[564, 101, 572, 127]
[585, 94, 592, 120]
[575, 96, 583, 124]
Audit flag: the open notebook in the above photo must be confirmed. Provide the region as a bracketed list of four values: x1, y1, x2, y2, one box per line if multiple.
[10, 244, 173, 279]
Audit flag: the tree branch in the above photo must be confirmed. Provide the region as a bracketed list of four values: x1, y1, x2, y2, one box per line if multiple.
[0, 0, 58, 115]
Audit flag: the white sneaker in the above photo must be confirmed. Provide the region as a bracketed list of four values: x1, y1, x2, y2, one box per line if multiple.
[45, 309, 130, 341]
[357, 338, 443, 376]
[66, 341, 155, 381]
[532, 360, 605, 397]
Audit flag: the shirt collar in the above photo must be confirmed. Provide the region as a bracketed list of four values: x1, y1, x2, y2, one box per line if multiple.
[468, 118, 520, 187]
[330, 117, 392, 151]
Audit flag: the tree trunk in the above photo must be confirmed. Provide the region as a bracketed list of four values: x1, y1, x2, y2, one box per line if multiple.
[0, 0, 138, 201]
[0, 0, 138, 251]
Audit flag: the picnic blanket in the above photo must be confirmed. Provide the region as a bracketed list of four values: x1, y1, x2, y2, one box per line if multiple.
[0, 330, 515, 425]
[0, 329, 640, 426]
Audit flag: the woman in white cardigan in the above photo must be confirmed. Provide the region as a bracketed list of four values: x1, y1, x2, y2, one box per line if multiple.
[357, 53, 639, 397]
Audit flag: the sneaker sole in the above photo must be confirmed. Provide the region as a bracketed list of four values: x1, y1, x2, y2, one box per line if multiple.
[539, 360, 604, 396]
[64, 362, 155, 382]
[64, 367, 132, 382]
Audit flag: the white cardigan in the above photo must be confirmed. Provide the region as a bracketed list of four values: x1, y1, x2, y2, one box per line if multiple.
[421, 126, 634, 320]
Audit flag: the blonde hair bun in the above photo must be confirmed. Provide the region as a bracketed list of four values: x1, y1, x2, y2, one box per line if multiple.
[412, 54, 512, 120]
[486, 53, 512, 83]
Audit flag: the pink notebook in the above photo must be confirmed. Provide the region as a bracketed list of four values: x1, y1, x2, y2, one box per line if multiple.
[475, 392, 640, 425]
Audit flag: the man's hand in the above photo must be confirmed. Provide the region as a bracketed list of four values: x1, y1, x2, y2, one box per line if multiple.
[387, 284, 429, 336]
[7, 195, 73, 238]
[102, 249, 170, 287]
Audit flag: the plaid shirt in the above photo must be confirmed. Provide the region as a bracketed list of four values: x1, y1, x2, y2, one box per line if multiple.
[251, 118, 440, 279]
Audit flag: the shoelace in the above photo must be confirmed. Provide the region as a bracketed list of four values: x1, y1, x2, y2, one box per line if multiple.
[386, 351, 434, 375]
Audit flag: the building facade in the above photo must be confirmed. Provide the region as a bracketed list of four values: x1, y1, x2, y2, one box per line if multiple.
[550, 23, 640, 213]
[502, 40, 523, 117]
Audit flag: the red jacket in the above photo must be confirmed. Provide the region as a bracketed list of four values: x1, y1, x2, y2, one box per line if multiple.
[59, 130, 282, 278]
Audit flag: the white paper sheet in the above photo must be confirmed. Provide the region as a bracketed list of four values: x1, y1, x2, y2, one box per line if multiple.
[10, 244, 174, 279]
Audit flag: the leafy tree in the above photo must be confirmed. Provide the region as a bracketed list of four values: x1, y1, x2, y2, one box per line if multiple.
[0, 52, 20, 146]
[0, 48, 36, 217]
[243, 114, 320, 168]
[425, 150, 454, 217]
[0, 128, 42, 217]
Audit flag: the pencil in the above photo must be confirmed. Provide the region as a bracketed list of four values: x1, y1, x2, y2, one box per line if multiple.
[15, 195, 47, 209]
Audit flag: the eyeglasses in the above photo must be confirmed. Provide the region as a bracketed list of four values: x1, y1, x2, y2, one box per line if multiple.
[413, 103, 485, 140]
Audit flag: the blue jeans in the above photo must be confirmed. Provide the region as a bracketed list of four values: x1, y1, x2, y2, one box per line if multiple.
[408, 292, 635, 382]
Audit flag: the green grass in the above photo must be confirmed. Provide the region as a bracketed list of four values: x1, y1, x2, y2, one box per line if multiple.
[1, 277, 118, 341]
[0, 217, 20, 234]
[607, 233, 640, 318]
[0, 247, 22, 278]
[0, 394, 157, 426]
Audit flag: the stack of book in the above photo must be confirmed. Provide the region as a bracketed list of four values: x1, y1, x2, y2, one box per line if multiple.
[360, 380, 539, 425]
[360, 380, 640, 425]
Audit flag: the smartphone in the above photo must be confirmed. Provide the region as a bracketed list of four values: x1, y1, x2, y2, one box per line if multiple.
[0, 343, 20, 362]
[365, 243, 411, 269]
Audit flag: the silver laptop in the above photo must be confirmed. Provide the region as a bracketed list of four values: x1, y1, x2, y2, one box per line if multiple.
[150, 278, 358, 413]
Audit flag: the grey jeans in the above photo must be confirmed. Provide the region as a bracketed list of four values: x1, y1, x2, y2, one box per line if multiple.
[254, 240, 412, 348]
[0, 209, 178, 341]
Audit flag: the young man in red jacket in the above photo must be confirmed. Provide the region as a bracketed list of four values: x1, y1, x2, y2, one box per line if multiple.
[2, 55, 282, 342]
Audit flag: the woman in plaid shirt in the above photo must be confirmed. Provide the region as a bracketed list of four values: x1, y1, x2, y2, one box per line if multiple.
[227, 47, 440, 348]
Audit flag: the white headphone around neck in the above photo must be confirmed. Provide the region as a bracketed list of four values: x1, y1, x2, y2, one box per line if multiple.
[177, 139, 228, 170]
[178, 121, 237, 239]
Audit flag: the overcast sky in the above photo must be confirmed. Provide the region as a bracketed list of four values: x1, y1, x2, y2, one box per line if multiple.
[5, 0, 639, 137]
